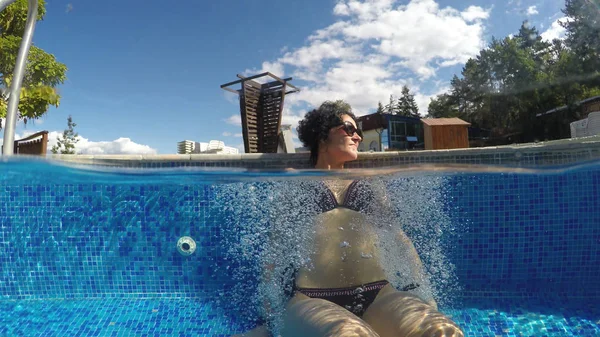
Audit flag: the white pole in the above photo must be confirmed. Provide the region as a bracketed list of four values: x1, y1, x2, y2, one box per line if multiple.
[1, 0, 39, 155]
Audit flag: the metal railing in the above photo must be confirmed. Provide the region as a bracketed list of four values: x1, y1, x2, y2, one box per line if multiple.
[0, 0, 39, 155]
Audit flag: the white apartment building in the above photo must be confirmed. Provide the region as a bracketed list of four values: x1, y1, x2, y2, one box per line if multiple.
[177, 140, 239, 155]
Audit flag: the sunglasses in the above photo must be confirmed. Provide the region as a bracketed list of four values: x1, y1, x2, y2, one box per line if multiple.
[338, 121, 363, 139]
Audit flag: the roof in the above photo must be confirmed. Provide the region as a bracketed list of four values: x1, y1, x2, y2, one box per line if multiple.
[536, 95, 600, 117]
[421, 117, 471, 126]
[358, 112, 422, 131]
[358, 112, 387, 131]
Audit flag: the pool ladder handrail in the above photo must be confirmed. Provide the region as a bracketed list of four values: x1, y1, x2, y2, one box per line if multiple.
[1, 0, 39, 155]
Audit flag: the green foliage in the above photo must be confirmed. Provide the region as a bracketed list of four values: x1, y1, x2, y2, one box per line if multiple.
[51, 115, 79, 155]
[562, 0, 600, 84]
[0, 0, 67, 128]
[426, 93, 458, 119]
[397, 85, 419, 118]
[376, 101, 385, 114]
[0, 0, 46, 38]
[384, 94, 396, 114]
[424, 10, 600, 142]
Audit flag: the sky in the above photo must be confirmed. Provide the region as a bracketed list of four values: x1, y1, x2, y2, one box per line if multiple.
[0, 0, 569, 155]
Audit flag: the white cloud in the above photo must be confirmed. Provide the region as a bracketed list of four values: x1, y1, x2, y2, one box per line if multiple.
[541, 17, 567, 42]
[224, 114, 241, 126]
[279, 39, 360, 72]
[2, 130, 157, 155]
[222, 131, 243, 138]
[261, 61, 285, 78]
[74, 136, 157, 155]
[461, 5, 491, 21]
[254, 0, 487, 118]
[227, 0, 491, 138]
[526, 6, 539, 16]
[48, 131, 157, 155]
[242, 61, 287, 84]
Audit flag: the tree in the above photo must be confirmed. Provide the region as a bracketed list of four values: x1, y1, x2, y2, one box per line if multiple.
[384, 94, 396, 114]
[0, 0, 67, 129]
[427, 93, 457, 118]
[51, 115, 79, 154]
[397, 85, 419, 118]
[423, 8, 600, 143]
[561, 0, 600, 85]
[376, 101, 385, 114]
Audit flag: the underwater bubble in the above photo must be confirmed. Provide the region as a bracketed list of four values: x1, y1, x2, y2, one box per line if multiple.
[211, 179, 323, 336]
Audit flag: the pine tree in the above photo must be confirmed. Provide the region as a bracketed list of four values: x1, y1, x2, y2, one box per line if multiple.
[384, 94, 396, 114]
[397, 85, 420, 118]
[51, 115, 79, 154]
[376, 101, 385, 114]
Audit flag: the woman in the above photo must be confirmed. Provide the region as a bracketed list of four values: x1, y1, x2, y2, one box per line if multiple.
[237, 100, 463, 337]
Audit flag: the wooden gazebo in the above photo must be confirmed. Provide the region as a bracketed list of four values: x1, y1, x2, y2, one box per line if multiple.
[221, 72, 299, 153]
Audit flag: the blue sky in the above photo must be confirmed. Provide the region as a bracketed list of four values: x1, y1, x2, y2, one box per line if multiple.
[1, 0, 568, 154]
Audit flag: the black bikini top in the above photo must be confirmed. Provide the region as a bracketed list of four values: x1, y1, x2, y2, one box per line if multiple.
[315, 180, 376, 214]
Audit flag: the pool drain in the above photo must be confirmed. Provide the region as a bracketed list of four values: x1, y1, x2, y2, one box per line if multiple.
[176, 236, 197, 256]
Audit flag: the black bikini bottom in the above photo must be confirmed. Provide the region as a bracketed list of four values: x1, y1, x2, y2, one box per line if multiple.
[295, 280, 390, 317]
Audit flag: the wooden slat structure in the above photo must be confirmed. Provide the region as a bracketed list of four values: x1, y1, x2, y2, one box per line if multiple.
[1, 130, 49, 155]
[421, 118, 471, 150]
[221, 72, 299, 153]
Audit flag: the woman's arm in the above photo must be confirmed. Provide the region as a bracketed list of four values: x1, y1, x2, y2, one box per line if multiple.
[396, 228, 438, 309]
[369, 178, 438, 309]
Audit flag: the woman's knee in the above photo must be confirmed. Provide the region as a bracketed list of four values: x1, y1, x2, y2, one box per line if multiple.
[363, 292, 463, 337]
[282, 298, 380, 337]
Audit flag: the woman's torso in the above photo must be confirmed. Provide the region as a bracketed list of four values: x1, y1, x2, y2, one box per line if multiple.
[294, 180, 388, 289]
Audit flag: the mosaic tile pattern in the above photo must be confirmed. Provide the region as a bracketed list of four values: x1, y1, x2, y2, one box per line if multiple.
[445, 168, 600, 295]
[0, 158, 599, 336]
[0, 297, 597, 336]
[48, 138, 600, 170]
[0, 298, 240, 337]
[447, 297, 600, 337]
[0, 182, 229, 300]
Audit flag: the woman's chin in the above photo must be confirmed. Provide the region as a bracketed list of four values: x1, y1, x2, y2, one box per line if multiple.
[344, 151, 359, 162]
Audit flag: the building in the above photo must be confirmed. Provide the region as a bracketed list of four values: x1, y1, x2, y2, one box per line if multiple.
[177, 140, 197, 154]
[536, 95, 600, 140]
[277, 124, 296, 153]
[176, 140, 239, 155]
[421, 117, 471, 150]
[357, 113, 424, 151]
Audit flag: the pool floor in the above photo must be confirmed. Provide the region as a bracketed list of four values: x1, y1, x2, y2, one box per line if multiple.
[0, 298, 236, 337]
[1, 297, 598, 336]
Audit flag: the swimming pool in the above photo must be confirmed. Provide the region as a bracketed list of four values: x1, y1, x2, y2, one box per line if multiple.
[0, 157, 598, 336]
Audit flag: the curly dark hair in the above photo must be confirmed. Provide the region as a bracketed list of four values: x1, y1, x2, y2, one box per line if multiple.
[297, 100, 359, 166]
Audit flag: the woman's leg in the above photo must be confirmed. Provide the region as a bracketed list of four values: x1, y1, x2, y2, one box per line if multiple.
[362, 285, 463, 337]
[231, 325, 270, 337]
[280, 293, 380, 337]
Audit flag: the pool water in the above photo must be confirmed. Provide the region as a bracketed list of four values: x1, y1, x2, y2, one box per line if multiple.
[0, 159, 598, 336]
[1, 297, 598, 336]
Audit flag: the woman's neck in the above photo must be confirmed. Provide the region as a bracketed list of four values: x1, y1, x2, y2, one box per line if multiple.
[315, 156, 344, 170]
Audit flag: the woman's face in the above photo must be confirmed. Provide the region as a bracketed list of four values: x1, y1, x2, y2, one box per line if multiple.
[321, 114, 362, 164]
